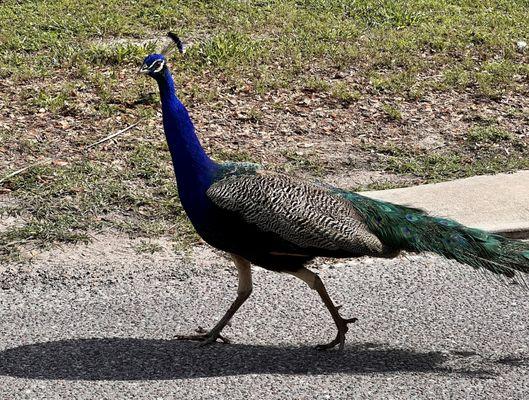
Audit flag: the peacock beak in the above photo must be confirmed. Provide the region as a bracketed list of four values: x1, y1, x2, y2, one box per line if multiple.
[139, 64, 150, 74]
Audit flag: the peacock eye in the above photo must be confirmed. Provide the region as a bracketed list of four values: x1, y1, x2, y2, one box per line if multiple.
[151, 60, 164, 72]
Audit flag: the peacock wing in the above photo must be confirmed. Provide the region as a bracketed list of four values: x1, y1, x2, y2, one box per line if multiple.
[206, 172, 388, 256]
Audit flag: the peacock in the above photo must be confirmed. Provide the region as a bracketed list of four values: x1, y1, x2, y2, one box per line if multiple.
[139, 34, 529, 350]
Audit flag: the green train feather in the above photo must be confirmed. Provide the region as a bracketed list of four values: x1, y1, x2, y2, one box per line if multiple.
[335, 189, 529, 280]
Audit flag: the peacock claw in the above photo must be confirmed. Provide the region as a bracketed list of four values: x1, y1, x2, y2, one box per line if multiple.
[175, 326, 230, 345]
[316, 316, 358, 351]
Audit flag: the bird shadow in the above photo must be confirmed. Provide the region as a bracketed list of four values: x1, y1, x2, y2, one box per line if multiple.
[0, 338, 506, 381]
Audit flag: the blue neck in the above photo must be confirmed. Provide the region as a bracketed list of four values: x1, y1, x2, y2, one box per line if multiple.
[155, 68, 217, 220]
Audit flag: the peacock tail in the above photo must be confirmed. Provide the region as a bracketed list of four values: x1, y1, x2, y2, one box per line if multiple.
[335, 189, 529, 281]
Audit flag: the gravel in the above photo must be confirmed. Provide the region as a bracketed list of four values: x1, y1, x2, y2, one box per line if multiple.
[0, 236, 528, 399]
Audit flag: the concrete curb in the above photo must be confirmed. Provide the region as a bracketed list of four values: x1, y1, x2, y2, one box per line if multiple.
[362, 170, 529, 239]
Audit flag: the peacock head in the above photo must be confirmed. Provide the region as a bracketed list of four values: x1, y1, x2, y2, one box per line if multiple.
[139, 32, 183, 79]
[139, 54, 167, 77]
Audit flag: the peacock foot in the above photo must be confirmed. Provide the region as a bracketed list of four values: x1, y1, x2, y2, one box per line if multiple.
[175, 326, 231, 346]
[316, 313, 357, 351]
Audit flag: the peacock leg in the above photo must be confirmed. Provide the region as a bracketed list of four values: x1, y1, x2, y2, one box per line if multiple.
[286, 267, 357, 351]
[176, 254, 253, 346]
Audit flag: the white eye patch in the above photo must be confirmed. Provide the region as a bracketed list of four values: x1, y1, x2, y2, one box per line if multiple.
[149, 59, 165, 73]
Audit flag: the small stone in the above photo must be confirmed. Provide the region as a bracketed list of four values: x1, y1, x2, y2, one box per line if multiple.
[516, 40, 527, 52]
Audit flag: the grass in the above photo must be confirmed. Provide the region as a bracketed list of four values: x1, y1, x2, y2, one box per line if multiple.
[331, 82, 361, 105]
[385, 153, 529, 181]
[303, 77, 331, 93]
[0, 146, 197, 262]
[382, 103, 403, 121]
[134, 240, 164, 254]
[371, 137, 529, 182]
[1, 0, 529, 261]
[281, 149, 326, 176]
[467, 126, 514, 143]
[2, 1, 529, 95]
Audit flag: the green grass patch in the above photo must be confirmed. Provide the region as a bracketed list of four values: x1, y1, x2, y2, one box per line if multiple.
[354, 180, 405, 191]
[281, 149, 325, 175]
[331, 82, 361, 105]
[382, 103, 403, 121]
[212, 149, 256, 163]
[384, 152, 529, 182]
[134, 240, 163, 254]
[303, 77, 331, 93]
[0, 145, 195, 262]
[467, 126, 514, 143]
[2, 0, 529, 96]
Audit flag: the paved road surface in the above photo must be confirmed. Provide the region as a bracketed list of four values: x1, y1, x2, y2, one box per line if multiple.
[0, 239, 528, 399]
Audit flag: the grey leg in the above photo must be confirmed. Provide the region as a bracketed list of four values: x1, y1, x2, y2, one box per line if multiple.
[286, 267, 357, 351]
[176, 254, 253, 345]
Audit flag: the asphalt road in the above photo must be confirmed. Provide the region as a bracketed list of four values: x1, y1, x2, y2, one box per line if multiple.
[0, 239, 528, 399]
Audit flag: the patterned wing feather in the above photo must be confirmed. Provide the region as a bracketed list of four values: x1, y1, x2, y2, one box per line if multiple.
[207, 173, 390, 257]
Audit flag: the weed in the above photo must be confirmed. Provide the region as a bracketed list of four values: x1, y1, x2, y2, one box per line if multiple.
[212, 149, 256, 163]
[467, 126, 513, 143]
[303, 77, 331, 93]
[382, 104, 403, 121]
[331, 82, 360, 105]
[134, 240, 163, 254]
[384, 152, 529, 182]
[282, 149, 325, 175]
